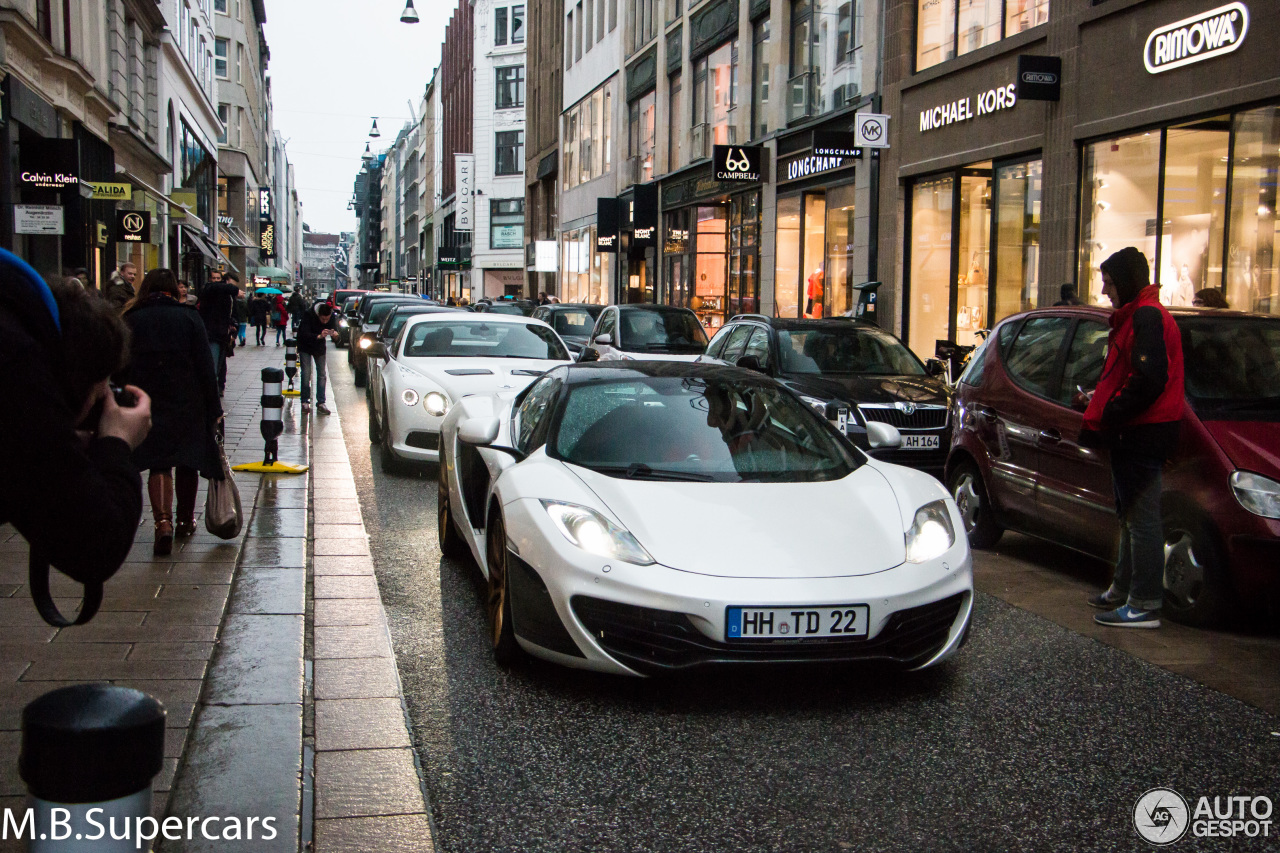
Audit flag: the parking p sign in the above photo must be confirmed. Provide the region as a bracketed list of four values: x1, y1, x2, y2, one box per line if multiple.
[855, 113, 890, 149]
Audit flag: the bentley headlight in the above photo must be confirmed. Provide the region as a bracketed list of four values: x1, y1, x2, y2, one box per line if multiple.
[1232, 471, 1280, 519]
[339, 319, 348, 328]
[401, 389, 419, 407]
[905, 500, 956, 563]
[541, 500, 655, 565]
[358, 336, 372, 350]
[423, 391, 449, 417]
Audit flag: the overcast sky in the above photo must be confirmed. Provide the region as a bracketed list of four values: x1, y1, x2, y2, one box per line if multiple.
[263, 0, 454, 235]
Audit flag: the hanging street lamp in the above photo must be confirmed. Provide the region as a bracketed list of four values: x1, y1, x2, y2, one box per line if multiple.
[400, 1, 420, 23]
[369, 118, 381, 138]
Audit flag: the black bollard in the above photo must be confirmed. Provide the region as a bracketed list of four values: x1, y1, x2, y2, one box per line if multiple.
[260, 366, 284, 465]
[19, 684, 165, 852]
[283, 339, 299, 396]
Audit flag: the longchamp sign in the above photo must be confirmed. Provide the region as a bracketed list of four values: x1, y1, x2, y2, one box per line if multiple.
[1144, 2, 1249, 75]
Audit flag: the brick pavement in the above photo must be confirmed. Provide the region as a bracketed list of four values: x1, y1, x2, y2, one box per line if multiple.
[1, 342, 433, 852]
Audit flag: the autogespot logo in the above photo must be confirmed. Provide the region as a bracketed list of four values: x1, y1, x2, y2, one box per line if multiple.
[1134, 788, 1190, 845]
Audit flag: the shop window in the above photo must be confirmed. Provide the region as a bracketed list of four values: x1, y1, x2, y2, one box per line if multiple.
[496, 66, 525, 109]
[491, 199, 525, 250]
[824, 185, 856, 317]
[561, 225, 610, 303]
[693, 40, 738, 160]
[694, 206, 729, 330]
[994, 160, 1041, 321]
[496, 7, 508, 45]
[663, 208, 692, 309]
[752, 19, 771, 140]
[917, 0, 1047, 73]
[1161, 120, 1228, 305]
[908, 177, 954, 358]
[1228, 106, 1280, 315]
[802, 194, 827, 318]
[729, 192, 761, 316]
[957, 174, 991, 341]
[1079, 133, 1160, 305]
[775, 196, 801, 318]
[628, 89, 656, 184]
[669, 73, 685, 172]
[495, 130, 524, 176]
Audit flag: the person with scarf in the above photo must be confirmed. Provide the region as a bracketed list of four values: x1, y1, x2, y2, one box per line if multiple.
[1079, 247, 1186, 628]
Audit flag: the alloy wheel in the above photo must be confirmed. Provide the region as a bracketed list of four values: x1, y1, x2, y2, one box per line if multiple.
[485, 520, 508, 649]
[1164, 530, 1205, 610]
[953, 473, 982, 534]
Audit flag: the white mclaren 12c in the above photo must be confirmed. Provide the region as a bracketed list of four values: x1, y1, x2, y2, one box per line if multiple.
[438, 360, 974, 675]
[371, 313, 572, 473]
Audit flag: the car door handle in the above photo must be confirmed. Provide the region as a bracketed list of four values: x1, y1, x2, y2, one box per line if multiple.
[1038, 428, 1062, 444]
[976, 406, 998, 421]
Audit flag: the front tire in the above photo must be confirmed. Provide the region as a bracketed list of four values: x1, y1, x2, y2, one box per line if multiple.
[437, 461, 468, 559]
[1162, 510, 1232, 627]
[354, 363, 368, 388]
[485, 510, 522, 667]
[367, 390, 380, 443]
[379, 403, 409, 475]
[948, 460, 1003, 549]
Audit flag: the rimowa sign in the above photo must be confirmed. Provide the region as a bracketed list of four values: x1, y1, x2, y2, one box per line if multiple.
[1144, 2, 1249, 75]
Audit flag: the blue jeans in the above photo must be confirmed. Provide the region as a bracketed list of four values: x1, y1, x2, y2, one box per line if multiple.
[300, 352, 327, 405]
[1110, 451, 1166, 612]
[209, 342, 226, 391]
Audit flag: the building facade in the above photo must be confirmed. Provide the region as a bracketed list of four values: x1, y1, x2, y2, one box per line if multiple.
[524, 0, 562, 296]
[437, 0, 475, 301]
[301, 227, 340, 293]
[878, 0, 1279, 362]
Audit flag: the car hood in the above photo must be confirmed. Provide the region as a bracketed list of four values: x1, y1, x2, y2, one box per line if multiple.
[1204, 421, 1280, 480]
[620, 351, 704, 362]
[393, 357, 569, 397]
[778, 373, 950, 407]
[569, 464, 907, 578]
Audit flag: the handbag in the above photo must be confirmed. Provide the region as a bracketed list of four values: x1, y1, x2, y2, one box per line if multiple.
[205, 435, 243, 539]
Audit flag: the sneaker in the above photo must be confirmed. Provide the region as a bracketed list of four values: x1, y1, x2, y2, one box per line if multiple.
[1094, 604, 1161, 629]
[1087, 589, 1126, 609]
[317, 403, 331, 415]
[302, 403, 311, 413]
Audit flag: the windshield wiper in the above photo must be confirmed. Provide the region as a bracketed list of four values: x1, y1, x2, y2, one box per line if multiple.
[588, 463, 714, 482]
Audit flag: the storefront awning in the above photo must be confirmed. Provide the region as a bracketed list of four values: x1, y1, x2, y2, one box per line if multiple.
[218, 224, 257, 249]
[181, 226, 222, 263]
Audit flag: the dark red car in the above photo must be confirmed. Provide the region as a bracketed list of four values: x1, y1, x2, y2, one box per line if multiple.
[945, 305, 1280, 626]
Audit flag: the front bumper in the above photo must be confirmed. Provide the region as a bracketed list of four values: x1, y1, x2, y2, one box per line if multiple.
[386, 407, 445, 462]
[501, 497, 974, 676]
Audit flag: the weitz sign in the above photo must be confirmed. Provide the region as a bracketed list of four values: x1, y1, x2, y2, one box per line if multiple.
[1144, 2, 1249, 75]
[712, 146, 763, 182]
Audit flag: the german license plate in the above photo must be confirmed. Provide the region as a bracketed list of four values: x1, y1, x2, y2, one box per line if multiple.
[726, 605, 869, 640]
[901, 434, 941, 450]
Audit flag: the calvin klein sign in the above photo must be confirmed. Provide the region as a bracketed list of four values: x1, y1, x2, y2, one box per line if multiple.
[1145, 2, 1248, 74]
[712, 145, 763, 182]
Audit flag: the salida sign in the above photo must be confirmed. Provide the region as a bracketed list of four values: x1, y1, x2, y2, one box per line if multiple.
[1144, 2, 1249, 74]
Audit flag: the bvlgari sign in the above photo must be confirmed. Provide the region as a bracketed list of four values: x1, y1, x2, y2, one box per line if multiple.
[1144, 2, 1248, 75]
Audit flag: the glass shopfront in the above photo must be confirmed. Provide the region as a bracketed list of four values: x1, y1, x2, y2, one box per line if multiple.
[906, 157, 1041, 359]
[661, 191, 761, 331]
[774, 182, 858, 319]
[560, 224, 612, 304]
[1080, 105, 1280, 314]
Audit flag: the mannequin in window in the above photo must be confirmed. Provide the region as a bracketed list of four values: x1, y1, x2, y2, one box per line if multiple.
[805, 267, 824, 319]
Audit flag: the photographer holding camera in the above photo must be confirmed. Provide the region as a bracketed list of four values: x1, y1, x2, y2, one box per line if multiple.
[0, 249, 151, 619]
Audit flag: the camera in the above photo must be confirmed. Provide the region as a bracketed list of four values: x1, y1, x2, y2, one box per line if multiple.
[80, 383, 137, 430]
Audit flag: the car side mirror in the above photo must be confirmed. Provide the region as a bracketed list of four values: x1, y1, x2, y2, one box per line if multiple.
[577, 347, 600, 363]
[865, 422, 902, 449]
[594, 333, 613, 346]
[926, 358, 948, 377]
[736, 355, 765, 372]
[458, 417, 501, 446]
[367, 342, 387, 360]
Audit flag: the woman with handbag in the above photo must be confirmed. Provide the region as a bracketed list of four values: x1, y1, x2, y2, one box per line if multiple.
[121, 269, 224, 555]
[272, 294, 288, 345]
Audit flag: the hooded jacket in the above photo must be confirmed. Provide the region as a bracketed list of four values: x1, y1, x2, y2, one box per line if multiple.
[0, 249, 142, 584]
[296, 303, 339, 356]
[1081, 248, 1185, 454]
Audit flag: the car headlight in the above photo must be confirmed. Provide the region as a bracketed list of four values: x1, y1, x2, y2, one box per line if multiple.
[423, 391, 449, 417]
[1231, 471, 1280, 519]
[401, 389, 419, 407]
[540, 500, 655, 565]
[339, 319, 348, 328]
[358, 336, 372, 350]
[905, 500, 956, 563]
[799, 394, 828, 413]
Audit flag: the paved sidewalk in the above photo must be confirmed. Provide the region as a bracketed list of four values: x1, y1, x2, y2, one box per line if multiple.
[2, 343, 432, 852]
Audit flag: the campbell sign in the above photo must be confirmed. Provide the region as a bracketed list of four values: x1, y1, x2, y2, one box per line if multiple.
[1144, 2, 1248, 75]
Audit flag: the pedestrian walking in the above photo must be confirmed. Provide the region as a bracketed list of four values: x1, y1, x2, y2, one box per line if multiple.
[287, 289, 307, 333]
[198, 274, 240, 395]
[120, 269, 223, 556]
[295, 301, 340, 415]
[1053, 283, 1082, 306]
[104, 263, 138, 312]
[272, 294, 288, 345]
[250, 291, 269, 344]
[1192, 288, 1229, 309]
[1079, 247, 1185, 629]
[232, 285, 249, 346]
[1, 252, 152, 594]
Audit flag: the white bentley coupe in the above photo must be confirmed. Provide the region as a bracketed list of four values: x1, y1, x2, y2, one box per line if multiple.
[372, 313, 572, 473]
[438, 360, 973, 675]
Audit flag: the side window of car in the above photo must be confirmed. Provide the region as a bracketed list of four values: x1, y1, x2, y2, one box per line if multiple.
[742, 327, 772, 369]
[958, 338, 988, 387]
[719, 325, 754, 363]
[597, 310, 616, 342]
[514, 376, 563, 454]
[1004, 317, 1072, 399]
[705, 325, 734, 359]
[1057, 321, 1110, 405]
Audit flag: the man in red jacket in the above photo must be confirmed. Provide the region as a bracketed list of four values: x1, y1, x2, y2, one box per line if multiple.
[1080, 247, 1185, 628]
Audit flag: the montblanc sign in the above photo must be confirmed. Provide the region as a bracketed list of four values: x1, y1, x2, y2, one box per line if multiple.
[919, 84, 1017, 132]
[1144, 2, 1248, 74]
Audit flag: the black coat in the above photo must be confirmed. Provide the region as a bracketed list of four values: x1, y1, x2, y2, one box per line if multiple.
[122, 296, 223, 478]
[249, 296, 270, 325]
[0, 254, 142, 584]
[296, 306, 339, 356]
[199, 282, 240, 345]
